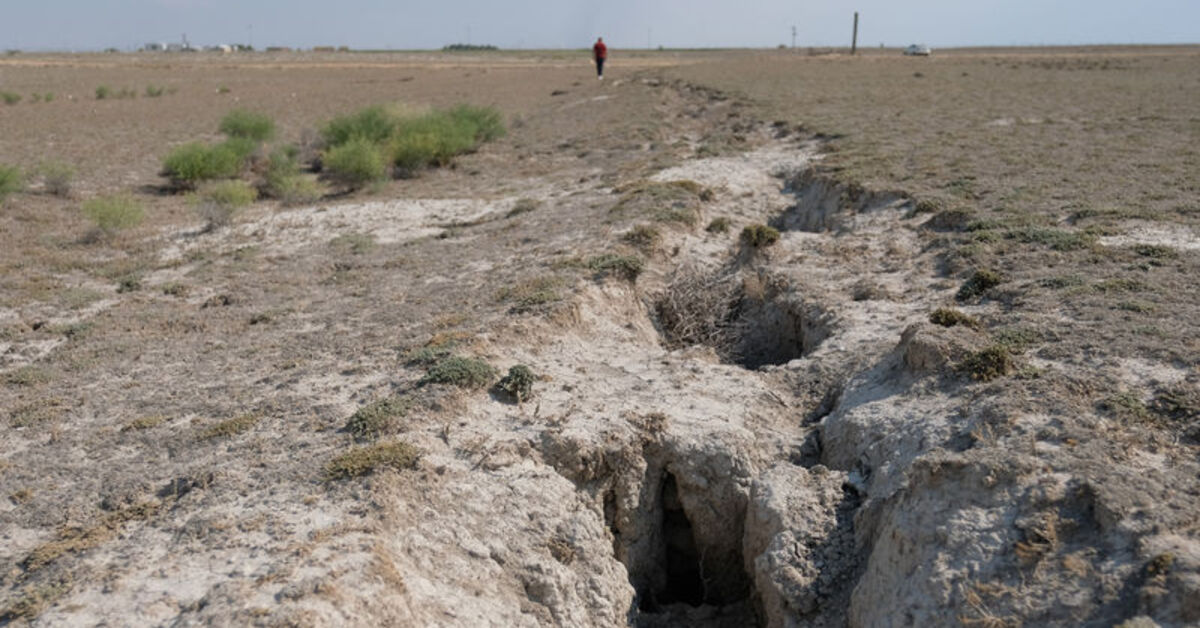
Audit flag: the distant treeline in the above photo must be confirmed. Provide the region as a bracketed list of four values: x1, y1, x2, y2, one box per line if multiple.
[442, 44, 498, 51]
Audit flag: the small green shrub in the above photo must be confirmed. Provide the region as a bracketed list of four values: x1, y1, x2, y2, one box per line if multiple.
[390, 131, 442, 174]
[273, 175, 326, 206]
[959, 345, 1013, 381]
[41, 92, 55, 103]
[219, 137, 259, 163]
[198, 414, 260, 440]
[706, 217, 731, 233]
[0, 164, 22, 203]
[1, 91, 20, 105]
[929, 307, 980, 330]
[81, 195, 144, 236]
[322, 105, 402, 148]
[162, 142, 244, 187]
[325, 441, 421, 480]
[323, 137, 387, 188]
[741, 224, 780, 249]
[421, 356, 497, 389]
[447, 104, 506, 143]
[496, 365, 536, 402]
[587, 254, 644, 282]
[192, 180, 257, 230]
[345, 395, 409, 441]
[94, 85, 112, 100]
[321, 104, 505, 177]
[956, 269, 1004, 301]
[623, 224, 662, 251]
[144, 85, 166, 98]
[37, 161, 74, 197]
[219, 109, 276, 141]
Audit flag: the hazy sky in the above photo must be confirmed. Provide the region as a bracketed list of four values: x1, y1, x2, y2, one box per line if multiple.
[1, 0, 1197, 51]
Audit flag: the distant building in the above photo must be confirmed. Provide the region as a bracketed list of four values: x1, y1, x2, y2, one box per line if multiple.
[144, 42, 167, 52]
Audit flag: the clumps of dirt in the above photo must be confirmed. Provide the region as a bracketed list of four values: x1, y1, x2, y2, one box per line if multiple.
[654, 266, 833, 369]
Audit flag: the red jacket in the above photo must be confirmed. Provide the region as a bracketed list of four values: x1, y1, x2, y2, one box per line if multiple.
[593, 41, 607, 60]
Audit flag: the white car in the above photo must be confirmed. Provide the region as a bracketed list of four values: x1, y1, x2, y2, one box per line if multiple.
[904, 44, 932, 56]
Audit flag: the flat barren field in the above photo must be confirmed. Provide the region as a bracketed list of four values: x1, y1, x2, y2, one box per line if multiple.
[1, 46, 1198, 627]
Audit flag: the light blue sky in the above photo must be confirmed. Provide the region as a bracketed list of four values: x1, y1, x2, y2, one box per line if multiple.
[1, 0, 1196, 51]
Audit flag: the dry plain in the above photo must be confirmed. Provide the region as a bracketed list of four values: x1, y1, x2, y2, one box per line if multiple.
[1, 46, 1199, 626]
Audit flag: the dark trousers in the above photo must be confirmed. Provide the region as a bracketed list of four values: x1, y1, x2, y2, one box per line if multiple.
[596, 58, 605, 77]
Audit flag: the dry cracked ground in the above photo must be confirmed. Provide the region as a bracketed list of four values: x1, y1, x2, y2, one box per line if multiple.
[2, 48, 1199, 626]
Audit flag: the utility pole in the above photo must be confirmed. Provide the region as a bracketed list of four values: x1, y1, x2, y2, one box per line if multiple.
[792, 25, 797, 49]
[851, 12, 859, 55]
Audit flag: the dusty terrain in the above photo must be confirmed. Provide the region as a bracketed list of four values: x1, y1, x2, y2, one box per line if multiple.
[1, 46, 1199, 627]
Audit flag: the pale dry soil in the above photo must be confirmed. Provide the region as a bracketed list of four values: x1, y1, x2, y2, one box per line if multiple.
[1, 50, 1199, 628]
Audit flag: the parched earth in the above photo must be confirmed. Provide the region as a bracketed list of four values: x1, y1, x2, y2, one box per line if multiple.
[1, 50, 1199, 627]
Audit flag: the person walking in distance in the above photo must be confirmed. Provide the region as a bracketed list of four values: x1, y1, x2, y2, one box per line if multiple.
[593, 37, 608, 80]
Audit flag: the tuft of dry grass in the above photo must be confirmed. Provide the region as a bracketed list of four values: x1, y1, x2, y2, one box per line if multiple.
[325, 441, 422, 480]
[198, 414, 260, 440]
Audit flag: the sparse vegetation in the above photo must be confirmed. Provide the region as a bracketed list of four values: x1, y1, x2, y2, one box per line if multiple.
[192, 180, 257, 230]
[421, 355, 497, 389]
[959, 345, 1014, 381]
[496, 365, 536, 402]
[321, 103, 504, 178]
[0, 164, 23, 202]
[1101, 391, 1152, 422]
[956, 269, 1004, 301]
[325, 441, 421, 480]
[263, 146, 325, 204]
[37, 161, 75, 197]
[198, 414, 260, 440]
[323, 136, 388, 188]
[929, 307, 981, 330]
[1, 91, 21, 105]
[144, 84, 166, 98]
[706, 217, 731, 233]
[612, 179, 708, 225]
[496, 275, 562, 312]
[345, 395, 409, 441]
[219, 109, 276, 142]
[741, 224, 780, 249]
[329, 232, 376, 254]
[122, 415, 168, 431]
[587, 253, 644, 282]
[81, 194, 144, 237]
[622, 224, 663, 251]
[4, 365, 52, 386]
[162, 141, 246, 188]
